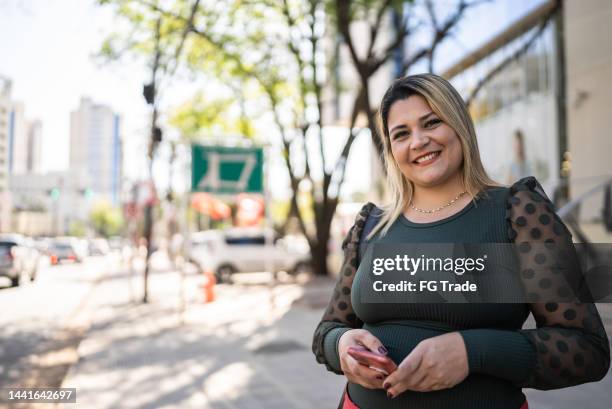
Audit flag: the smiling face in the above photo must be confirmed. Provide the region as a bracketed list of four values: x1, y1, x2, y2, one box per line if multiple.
[387, 95, 464, 189]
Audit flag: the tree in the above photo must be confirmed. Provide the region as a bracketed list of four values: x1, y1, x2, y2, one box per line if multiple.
[332, 0, 490, 158]
[97, 0, 489, 276]
[90, 202, 124, 238]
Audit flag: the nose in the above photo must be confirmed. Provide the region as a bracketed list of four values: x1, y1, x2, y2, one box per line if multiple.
[409, 129, 430, 150]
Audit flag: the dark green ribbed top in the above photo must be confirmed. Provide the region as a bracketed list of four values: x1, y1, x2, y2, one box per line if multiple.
[328, 187, 534, 409]
[315, 177, 610, 409]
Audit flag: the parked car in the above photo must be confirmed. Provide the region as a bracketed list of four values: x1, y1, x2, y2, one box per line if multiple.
[189, 228, 311, 283]
[0, 234, 39, 287]
[48, 240, 83, 264]
[108, 236, 127, 252]
[89, 238, 110, 256]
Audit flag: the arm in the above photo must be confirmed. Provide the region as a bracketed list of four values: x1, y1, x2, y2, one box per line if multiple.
[460, 177, 610, 389]
[312, 202, 374, 374]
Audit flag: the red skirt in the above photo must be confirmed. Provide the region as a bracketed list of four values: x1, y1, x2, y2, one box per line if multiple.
[342, 389, 529, 409]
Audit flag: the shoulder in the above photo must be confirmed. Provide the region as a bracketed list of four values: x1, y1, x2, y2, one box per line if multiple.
[506, 176, 557, 214]
[505, 176, 570, 241]
[341, 202, 381, 250]
[508, 176, 552, 202]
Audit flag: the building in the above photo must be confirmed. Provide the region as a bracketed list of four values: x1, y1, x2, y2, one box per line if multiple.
[70, 97, 123, 208]
[26, 119, 42, 174]
[6, 101, 42, 175]
[10, 171, 79, 236]
[0, 76, 12, 232]
[440, 0, 612, 223]
[441, 1, 561, 198]
[563, 0, 612, 220]
[8, 101, 27, 175]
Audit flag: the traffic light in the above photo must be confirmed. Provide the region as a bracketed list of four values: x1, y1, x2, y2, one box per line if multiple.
[153, 126, 162, 143]
[50, 188, 60, 201]
[143, 83, 155, 105]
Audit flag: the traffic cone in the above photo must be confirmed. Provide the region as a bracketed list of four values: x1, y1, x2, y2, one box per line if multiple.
[202, 269, 216, 303]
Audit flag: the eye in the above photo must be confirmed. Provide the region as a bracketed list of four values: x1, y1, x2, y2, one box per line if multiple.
[392, 130, 410, 140]
[424, 118, 441, 128]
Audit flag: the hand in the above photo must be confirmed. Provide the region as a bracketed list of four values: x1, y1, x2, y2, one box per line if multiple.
[383, 332, 468, 398]
[338, 329, 389, 389]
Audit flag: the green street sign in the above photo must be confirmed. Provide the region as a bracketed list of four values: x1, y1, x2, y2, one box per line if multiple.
[191, 145, 264, 194]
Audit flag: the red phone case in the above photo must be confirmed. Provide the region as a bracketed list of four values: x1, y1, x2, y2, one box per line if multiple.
[347, 347, 397, 375]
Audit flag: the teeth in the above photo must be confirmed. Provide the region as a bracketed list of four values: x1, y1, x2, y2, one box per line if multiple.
[415, 151, 440, 163]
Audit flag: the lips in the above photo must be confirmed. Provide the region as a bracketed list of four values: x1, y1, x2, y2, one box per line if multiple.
[413, 151, 441, 164]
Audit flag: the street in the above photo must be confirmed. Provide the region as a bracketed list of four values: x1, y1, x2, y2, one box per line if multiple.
[0, 255, 113, 394]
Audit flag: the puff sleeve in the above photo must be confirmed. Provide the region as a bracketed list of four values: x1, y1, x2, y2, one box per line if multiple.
[311, 202, 375, 374]
[507, 176, 610, 389]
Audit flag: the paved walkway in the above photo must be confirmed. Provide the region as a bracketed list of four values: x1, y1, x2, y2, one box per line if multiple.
[60, 264, 346, 409]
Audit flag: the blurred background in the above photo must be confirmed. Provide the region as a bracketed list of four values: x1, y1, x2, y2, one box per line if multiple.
[0, 0, 611, 408]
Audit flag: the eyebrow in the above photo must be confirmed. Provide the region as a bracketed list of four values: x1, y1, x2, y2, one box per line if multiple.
[389, 111, 436, 136]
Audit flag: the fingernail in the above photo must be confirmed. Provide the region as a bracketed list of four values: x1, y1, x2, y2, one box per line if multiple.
[378, 346, 388, 354]
[383, 382, 391, 390]
[387, 391, 394, 399]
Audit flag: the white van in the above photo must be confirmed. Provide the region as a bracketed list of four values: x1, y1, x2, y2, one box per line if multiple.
[188, 228, 311, 282]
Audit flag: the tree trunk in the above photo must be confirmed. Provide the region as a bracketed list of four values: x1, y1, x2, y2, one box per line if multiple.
[311, 240, 329, 276]
[311, 210, 331, 276]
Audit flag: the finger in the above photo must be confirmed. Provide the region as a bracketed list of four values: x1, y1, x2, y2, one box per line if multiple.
[352, 360, 387, 382]
[355, 331, 388, 355]
[347, 361, 385, 389]
[385, 347, 423, 385]
[342, 354, 360, 373]
[384, 349, 425, 398]
[399, 348, 423, 374]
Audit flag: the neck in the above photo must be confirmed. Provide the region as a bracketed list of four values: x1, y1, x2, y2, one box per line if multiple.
[410, 173, 466, 208]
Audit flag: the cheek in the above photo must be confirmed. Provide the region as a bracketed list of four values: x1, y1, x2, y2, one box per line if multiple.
[390, 142, 405, 165]
[447, 139, 464, 168]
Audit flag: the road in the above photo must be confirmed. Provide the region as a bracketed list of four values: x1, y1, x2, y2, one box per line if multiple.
[0, 254, 119, 392]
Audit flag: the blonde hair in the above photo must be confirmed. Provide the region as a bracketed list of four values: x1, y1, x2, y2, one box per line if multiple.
[368, 73, 501, 239]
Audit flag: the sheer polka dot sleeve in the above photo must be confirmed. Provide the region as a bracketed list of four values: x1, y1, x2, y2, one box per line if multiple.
[312, 203, 374, 374]
[508, 177, 611, 389]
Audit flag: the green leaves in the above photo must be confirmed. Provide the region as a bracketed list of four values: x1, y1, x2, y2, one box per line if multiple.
[168, 91, 256, 139]
[90, 201, 124, 238]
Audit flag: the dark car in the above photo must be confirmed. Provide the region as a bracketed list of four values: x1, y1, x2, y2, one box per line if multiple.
[48, 242, 82, 264]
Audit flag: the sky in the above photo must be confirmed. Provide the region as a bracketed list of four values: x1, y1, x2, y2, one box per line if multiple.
[0, 0, 544, 200]
[0, 0, 149, 176]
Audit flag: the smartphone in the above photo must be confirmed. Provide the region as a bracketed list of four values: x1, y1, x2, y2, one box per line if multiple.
[347, 346, 398, 375]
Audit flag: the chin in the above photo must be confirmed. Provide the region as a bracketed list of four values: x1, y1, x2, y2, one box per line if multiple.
[410, 172, 452, 187]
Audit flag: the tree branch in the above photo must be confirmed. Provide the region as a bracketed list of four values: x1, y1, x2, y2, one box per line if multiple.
[367, 0, 394, 60]
[263, 86, 310, 242]
[336, 0, 365, 74]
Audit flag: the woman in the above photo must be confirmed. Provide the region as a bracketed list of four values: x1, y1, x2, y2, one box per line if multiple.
[507, 129, 532, 183]
[312, 73, 610, 409]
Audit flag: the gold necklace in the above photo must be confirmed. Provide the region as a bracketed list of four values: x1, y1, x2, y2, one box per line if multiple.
[409, 191, 467, 214]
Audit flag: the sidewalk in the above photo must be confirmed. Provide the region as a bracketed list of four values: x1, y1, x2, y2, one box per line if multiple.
[60, 260, 346, 409]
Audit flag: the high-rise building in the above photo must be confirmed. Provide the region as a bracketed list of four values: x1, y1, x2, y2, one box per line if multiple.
[8, 101, 27, 175]
[70, 97, 122, 207]
[26, 119, 42, 174]
[0, 76, 12, 232]
[5, 100, 43, 175]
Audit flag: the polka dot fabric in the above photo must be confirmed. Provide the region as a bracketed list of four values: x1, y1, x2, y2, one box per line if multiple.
[508, 177, 611, 388]
[312, 202, 374, 374]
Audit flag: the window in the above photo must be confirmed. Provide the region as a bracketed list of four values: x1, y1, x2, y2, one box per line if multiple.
[224, 236, 266, 246]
